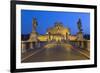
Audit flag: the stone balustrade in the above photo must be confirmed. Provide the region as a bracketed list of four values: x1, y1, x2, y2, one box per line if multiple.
[70, 40, 90, 51]
[21, 40, 90, 53]
[21, 41, 47, 53]
[21, 41, 35, 53]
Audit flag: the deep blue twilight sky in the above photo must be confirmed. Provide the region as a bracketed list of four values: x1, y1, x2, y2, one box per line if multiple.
[21, 10, 90, 35]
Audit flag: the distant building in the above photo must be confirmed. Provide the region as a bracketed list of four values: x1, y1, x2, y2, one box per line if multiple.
[38, 22, 77, 42]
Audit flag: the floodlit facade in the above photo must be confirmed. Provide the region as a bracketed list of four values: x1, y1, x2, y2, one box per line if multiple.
[38, 22, 77, 42]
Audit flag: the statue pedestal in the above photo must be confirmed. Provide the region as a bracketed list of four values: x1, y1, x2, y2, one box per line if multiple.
[29, 31, 38, 41]
[28, 31, 38, 49]
[77, 32, 83, 41]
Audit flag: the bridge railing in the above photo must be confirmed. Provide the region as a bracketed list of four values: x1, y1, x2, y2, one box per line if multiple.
[70, 40, 90, 51]
[21, 41, 47, 53]
[21, 40, 90, 53]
